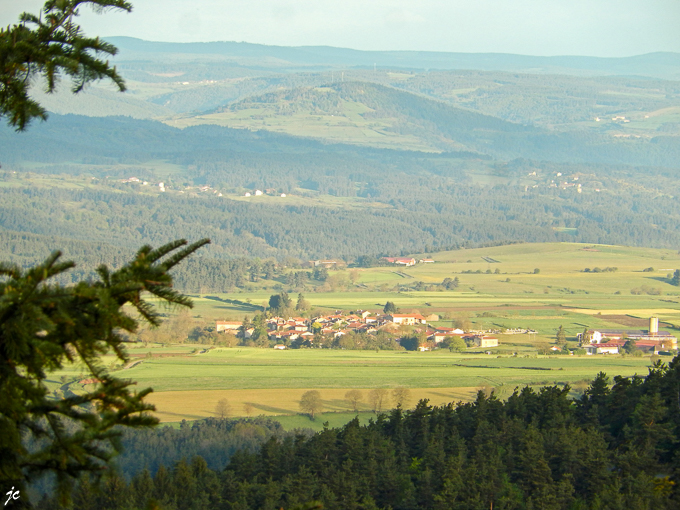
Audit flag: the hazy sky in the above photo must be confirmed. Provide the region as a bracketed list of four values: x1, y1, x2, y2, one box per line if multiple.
[2, 0, 679, 57]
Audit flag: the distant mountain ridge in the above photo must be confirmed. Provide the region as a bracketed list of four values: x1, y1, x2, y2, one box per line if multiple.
[107, 37, 680, 80]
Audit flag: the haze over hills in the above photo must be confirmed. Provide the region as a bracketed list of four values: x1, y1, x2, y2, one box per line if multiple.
[4, 37, 680, 287]
[29, 38, 680, 144]
[106, 37, 680, 80]
[9, 6, 680, 509]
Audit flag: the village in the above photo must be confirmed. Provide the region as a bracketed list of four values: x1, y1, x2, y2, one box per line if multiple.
[217, 310, 501, 351]
[216, 312, 677, 354]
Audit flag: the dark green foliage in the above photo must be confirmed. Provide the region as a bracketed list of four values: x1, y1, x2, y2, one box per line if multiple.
[269, 292, 292, 316]
[440, 277, 459, 290]
[246, 314, 270, 348]
[444, 336, 466, 352]
[0, 1, 131, 130]
[355, 255, 383, 268]
[556, 325, 567, 345]
[0, 238, 208, 504]
[116, 417, 286, 478]
[383, 301, 397, 314]
[313, 266, 329, 282]
[623, 338, 639, 355]
[671, 269, 680, 287]
[296, 293, 310, 311]
[400, 336, 420, 351]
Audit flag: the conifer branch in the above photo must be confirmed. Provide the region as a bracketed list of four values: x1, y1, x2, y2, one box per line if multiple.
[0, 0, 132, 130]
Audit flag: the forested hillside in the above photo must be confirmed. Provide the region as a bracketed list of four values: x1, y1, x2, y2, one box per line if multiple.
[2, 109, 680, 292]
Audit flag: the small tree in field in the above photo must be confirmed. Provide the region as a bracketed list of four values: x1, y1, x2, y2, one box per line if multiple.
[299, 390, 323, 420]
[269, 292, 292, 316]
[345, 389, 364, 413]
[368, 388, 390, 413]
[383, 301, 397, 314]
[296, 293, 310, 311]
[556, 325, 567, 346]
[447, 336, 467, 352]
[671, 269, 680, 286]
[392, 387, 411, 408]
[243, 402, 255, 417]
[214, 398, 232, 419]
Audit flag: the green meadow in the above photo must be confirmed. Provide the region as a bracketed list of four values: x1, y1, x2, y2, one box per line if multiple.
[48, 242, 680, 424]
[124, 348, 657, 392]
[187, 242, 680, 338]
[107, 348, 658, 423]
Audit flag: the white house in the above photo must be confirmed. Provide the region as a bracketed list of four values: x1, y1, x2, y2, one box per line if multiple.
[216, 321, 241, 332]
[389, 314, 427, 325]
[585, 343, 619, 355]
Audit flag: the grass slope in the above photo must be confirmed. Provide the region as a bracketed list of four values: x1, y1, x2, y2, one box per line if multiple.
[167, 81, 531, 153]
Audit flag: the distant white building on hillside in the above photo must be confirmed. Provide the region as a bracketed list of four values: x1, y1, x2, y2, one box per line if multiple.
[216, 321, 241, 332]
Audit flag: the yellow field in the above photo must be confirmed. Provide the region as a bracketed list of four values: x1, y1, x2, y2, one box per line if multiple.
[147, 387, 480, 423]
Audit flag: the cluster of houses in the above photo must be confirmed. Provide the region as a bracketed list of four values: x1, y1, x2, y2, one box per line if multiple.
[381, 257, 434, 266]
[577, 317, 677, 355]
[121, 177, 231, 196]
[305, 257, 435, 269]
[215, 311, 678, 355]
[244, 189, 286, 198]
[120, 177, 291, 199]
[120, 176, 165, 192]
[217, 311, 499, 351]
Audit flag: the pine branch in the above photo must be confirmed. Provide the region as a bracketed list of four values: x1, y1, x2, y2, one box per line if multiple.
[0, 237, 208, 500]
[0, 0, 132, 130]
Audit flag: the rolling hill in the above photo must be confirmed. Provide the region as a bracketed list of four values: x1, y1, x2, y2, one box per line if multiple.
[165, 81, 680, 166]
[168, 82, 532, 153]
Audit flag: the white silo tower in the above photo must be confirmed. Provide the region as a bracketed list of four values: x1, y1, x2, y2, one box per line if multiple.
[649, 316, 659, 335]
